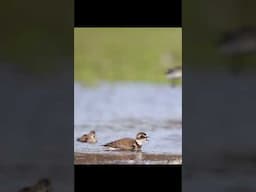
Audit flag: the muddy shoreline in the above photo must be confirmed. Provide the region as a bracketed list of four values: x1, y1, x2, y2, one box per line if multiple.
[74, 152, 182, 165]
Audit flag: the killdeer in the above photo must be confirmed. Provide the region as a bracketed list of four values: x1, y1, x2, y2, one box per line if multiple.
[77, 130, 97, 143]
[103, 132, 149, 151]
[165, 66, 182, 80]
[18, 178, 51, 192]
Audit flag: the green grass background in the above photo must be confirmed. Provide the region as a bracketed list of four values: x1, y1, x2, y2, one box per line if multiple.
[75, 28, 182, 85]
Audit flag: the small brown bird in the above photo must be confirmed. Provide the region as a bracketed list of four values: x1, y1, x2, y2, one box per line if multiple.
[18, 178, 51, 192]
[77, 130, 97, 143]
[103, 132, 149, 151]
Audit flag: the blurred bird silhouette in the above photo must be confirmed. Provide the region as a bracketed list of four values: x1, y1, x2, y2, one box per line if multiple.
[18, 178, 51, 192]
[165, 66, 182, 87]
[165, 66, 182, 80]
[218, 26, 256, 76]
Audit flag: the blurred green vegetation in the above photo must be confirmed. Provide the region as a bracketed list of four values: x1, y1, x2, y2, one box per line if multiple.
[0, 0, 73, 75]
[183, 0, 256, 71]
[74, 28, 182, 85]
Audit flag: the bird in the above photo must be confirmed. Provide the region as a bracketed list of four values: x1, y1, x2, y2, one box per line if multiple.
[218, 26, 256, 75]
[76, 130, 97, 143]
[218, 26, 256, 55]
[18, 178, 51, 192]
[165, 66, 182, 80]
[102, 132, 149, 151]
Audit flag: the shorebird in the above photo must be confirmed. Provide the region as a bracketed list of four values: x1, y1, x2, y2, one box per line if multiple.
[18, 178, 51, 192]
[218, 26, 256, 75]
[77, 130, 97, 143]
[219, 27, 256, 55]
[102, 132, 149, 151]
[165, 66, 182, 80]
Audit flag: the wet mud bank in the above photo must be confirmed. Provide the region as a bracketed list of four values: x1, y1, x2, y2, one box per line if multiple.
[75, 152, 182, 165]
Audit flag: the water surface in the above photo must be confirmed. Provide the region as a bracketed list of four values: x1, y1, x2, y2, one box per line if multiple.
[74, 82, 182, 164]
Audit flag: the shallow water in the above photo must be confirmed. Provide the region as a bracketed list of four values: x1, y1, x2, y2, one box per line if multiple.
[74, 82, 182, 164]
